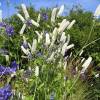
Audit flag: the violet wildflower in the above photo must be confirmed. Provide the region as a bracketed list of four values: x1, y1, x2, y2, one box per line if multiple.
[0, 61, 18, 75]
[26, 20, 32, 26]
[22, 41, 29, 49]
[10, 61, 19, 71]
[0, 22, 14, 36]
[5, 26, 14, 36]
[0, 84, 12, 100]
[0, 22, 6, 27]
[41, 13, 48, 20]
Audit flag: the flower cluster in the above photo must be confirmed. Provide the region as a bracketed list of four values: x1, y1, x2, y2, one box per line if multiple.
[0, 22, 14, 36]
[0, 61, 18, 99]
[0, 84, 12, 100]
[17, 4, 39, 35]
[0, 61, 18, 76]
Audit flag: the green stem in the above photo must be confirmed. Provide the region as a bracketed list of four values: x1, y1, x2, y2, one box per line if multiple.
[69, 73, 80, 93]
[69, 20, 96, 64]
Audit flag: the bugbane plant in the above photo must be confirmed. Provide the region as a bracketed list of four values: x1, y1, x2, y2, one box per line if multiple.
[0, 3, 99, 100]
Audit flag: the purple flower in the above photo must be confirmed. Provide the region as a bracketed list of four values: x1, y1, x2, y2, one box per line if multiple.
[0, 61, 18, 76]
[0, 22, 14, 36]
[22, 42, 29, 49]
[10, 61, 19, 71]
[41, 13, 48, 20]
[0, 22, 7, 27]
[5, 26, 14, 36]
[26, 20, 32, 26]
[0, 84, 12, 100]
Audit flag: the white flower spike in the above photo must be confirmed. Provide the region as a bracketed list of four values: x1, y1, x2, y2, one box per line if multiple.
[61, 42, 69, 56]
[57, 5, 64, 17]
[45, 33, 51, 46]
[21, 45, 30, 55]
[50, 27, 58, 46]
[58, 19, 70, 33]
[21, 4, 30, 20]
[60, 32, 66, 43]
[94, 4, 100, 18]
[35, 31, 43, 43]
[17, 13, 25, 22]
[17, 4, 39, 35]
[51, 8, 57, 23]
[66, 34, 70, 44]
[19, 24, 26, 35]
[31, 39, 37, 53]
[81, 57, 92, 74]
[67, 20, 76, 30]
[61, 43, 74, 56]
[66, 44, 74, 50]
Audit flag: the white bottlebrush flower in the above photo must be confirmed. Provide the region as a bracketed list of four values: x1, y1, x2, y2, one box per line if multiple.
[51, 8, 57, 23]
[60, 32, 66, 43]
[35, 66, 39, 77]
[79, 50, 84, 56]
[21, 45, 30, 55]
[57, 5, 64, 17]
[31, 19, 39, 27]
[31, 39, 37, 53]
[58, 19, 70, 33]
[21, 4, 30, 19]
[61, 42, 69, 56]
[58, 19, 67, 27]
[81, 57, 92, 74]
[45, 33, 50, 46]
[28, 43, 32, 50]
[37, 13, 41, 23]
[66, 34, 70, 44]
[61, 43, 74, 56]
[66, 44, 74, 50]
[17, 13, 25, 22]
[67, 20, 76, 29]
[81, 58, 85, 63]
[60, 33, 71, 55]
[17, 4, 39, 35]
[47, 52, 55, 61]
[35, 31, 43, 43]
[50, 27, 58, 46]
[19, 24, 26, 35]
[94, 4, 100, 18]
[0, 9, 2, 22]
